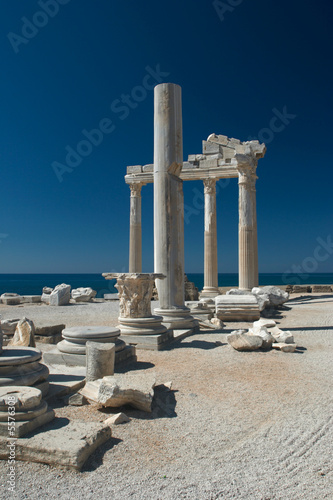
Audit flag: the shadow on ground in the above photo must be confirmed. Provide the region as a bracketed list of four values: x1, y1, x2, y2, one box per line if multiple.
[115, 361, 155, 374]
[82, 437, 122, 472]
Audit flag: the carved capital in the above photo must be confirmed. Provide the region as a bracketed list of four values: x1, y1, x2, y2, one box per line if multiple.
[129, 182, 143, 197]
[238, 165, 257, 189]
[203, 178, 217, 195]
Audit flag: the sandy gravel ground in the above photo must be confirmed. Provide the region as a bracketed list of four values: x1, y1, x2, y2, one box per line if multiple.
[0, 294, 332, 499]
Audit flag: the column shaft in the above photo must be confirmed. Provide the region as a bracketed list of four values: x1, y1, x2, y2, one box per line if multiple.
[238, 168, 257, 290]
[201, 179, 219, 297]
[153, 83, 194, 329]
[129, 183, 143, 273]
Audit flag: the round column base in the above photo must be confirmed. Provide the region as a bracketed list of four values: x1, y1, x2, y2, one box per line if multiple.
[118, 316, 167, 336]
[154, 307, 196, 330]
[200, 287, 220, 299]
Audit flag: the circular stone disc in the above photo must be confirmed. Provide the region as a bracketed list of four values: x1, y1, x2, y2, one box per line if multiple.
[62, 326, 120, 339]
[0, 400, 47, 422]
[0, 363, 49, 387]
[0, 347, 41, 366]
[0, 386, 42, 411]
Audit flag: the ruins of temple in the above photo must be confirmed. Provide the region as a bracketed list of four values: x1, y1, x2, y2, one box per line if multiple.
[125, 88, 266, 300]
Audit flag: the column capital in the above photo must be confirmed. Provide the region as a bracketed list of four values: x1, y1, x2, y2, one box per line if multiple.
[129, 182, 144, 197]
[203, 178, 217, 195]
[238, 165, 257, 188]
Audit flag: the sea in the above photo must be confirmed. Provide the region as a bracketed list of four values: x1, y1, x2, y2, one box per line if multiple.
[0, 273, 332, 297]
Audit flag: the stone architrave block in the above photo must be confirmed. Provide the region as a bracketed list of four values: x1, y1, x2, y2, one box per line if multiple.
[49, 284, 71, 306]
[142, 164, 154, 172]
[198, 159, 219, 169]
[202, 140, 221, 155]
[182, 161, 198, 169]
[216, 295, 260, 322]
[127, 165, 142, 174]
[207, 134, 229, 146]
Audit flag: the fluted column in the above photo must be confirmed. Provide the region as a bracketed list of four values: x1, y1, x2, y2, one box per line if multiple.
[252, 177, 259, 287]
[129, 182, 143, 273]
[153, 83, 195, 330]
[201, 178, 219, 298]
[238, 167, 257, 290]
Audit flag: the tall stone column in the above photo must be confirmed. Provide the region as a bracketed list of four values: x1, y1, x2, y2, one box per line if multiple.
[252, 177, 259, 287]
[201, 178, 219, 298]
[238, 167, 257, 290]
[129, 182, 143, 273]
[153, 83, 195, 330]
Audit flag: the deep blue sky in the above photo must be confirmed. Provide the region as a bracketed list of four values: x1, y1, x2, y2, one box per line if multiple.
[0, 0, 332, 274]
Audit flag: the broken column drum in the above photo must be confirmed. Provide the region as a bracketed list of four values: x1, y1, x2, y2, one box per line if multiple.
[153, 83, 195, 330]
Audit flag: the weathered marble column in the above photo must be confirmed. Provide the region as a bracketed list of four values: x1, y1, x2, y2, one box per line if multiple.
[252, 177, 259, 287]
[238, 167, 258, 290]
[153, 83, 195, 330]
[201, 178, 219, 298]
[129, 182, 143, 273]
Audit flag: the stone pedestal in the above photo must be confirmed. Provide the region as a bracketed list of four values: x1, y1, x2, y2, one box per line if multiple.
[153, 83, 195, 331]
[238, 166, 258, 290]
[0, 386, 54, 438]
[44, 326, 136, 368]
[201, 178, 220, 298]
[129, 182, 144, 273]
[103, 272, 174, 350]
[0, 347, 49, 392]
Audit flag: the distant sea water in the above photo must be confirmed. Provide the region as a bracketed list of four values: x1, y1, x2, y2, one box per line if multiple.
[0, 273, 333, 296]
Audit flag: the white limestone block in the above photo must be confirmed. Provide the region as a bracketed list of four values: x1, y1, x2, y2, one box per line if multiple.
[253, 318, 276, 329]
[49, 283, 71, 306]
[216, 295, 260, 321]
[227, 330, 263, 351]
[127, 165, 142, 174]
[272, 343, 297, 353]
[71, 287, 96, 302]
[8, 318, 36, 348]
[104, 413, 130, 426]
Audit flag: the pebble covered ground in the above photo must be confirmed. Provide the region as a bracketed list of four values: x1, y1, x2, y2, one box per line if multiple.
[0, 294, 332, 499]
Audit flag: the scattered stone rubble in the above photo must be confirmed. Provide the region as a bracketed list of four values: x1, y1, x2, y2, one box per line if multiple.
[8, 318, 36, 348]
[71, 287, 97, 302]
[286, 284, 332, 293]
[1, 293, 21, 305]
[49, 283, 71, 306]
[227, 318, 297, 353]
[227, 286, 289, 312]
[81, 373, 156, 412]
